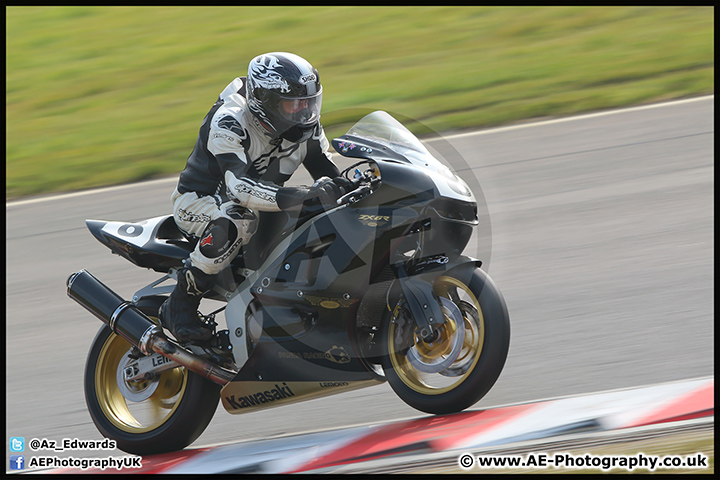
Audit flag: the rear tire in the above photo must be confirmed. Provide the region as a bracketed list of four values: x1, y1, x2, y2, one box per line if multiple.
[381, 267, 510, 414]
[84, 301, 220, 455]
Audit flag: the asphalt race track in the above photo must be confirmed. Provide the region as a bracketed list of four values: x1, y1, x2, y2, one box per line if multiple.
[5, 96, 713, 466]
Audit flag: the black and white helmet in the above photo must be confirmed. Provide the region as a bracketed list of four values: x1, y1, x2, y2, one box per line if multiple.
[246, 52, 323, 143]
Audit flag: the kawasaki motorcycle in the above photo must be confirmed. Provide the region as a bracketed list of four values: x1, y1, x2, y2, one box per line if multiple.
[67, 111, 510, 455]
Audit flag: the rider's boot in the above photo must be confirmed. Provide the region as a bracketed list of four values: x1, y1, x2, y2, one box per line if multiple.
[159, 266, 216, 343]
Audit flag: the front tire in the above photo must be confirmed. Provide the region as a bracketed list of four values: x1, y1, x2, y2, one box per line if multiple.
[84, 301, 220, 455]
[381, 267, 510, 414]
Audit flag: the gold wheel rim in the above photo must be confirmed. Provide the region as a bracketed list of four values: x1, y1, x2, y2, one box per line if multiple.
[389, 275, 484, 395]
[95, 318, 187, 433]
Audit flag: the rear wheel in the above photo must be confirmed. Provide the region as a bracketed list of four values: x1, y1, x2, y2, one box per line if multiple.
[381, 267, 510, 414]
[84, 300, 220, 455]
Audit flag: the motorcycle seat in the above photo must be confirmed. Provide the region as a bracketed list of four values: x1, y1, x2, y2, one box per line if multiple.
[86, 215, 194, 273]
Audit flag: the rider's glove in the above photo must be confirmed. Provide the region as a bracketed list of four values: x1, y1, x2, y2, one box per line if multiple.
[276, 179, 342, 211]
[308, 176, 343, 205]
[332, 176, 354, 196]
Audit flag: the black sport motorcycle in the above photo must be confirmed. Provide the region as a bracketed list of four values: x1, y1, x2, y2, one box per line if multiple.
[67, 111, 510, 455]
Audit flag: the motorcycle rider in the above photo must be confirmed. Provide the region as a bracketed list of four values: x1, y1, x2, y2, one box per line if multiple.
[160, 52, 351, 343]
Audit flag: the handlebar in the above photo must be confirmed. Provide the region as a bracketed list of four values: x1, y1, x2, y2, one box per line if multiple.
[336, 184, 373, 205]
[335, 165, 381, 206]
[293, 167, 381, 220]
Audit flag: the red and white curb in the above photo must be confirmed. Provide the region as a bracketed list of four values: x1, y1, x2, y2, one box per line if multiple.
[37, 376, 713, 474]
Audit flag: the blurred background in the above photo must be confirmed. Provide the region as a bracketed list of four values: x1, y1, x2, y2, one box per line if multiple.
[6, 6, 714, 199]
[6, 7, 714, 470]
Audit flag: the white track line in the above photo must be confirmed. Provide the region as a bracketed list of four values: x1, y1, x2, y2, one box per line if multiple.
[434, 94, 712, 140]
[7, 95, 713, 208]
[6, 177, 180, 207]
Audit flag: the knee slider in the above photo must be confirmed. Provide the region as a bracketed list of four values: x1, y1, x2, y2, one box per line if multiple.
[198, 218, 239, 259]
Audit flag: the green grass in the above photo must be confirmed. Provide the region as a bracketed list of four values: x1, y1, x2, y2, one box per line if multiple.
[6, 6, 714, 199]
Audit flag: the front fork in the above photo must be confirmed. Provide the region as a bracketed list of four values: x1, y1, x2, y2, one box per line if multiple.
[396, 265, 446, 341]
[392, 257, 482, 341]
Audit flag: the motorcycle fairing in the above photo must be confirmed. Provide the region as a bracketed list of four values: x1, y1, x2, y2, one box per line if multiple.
[86, 215, 192, 273]
[221, 379, 382, 414]
[218, 253, 482, 415]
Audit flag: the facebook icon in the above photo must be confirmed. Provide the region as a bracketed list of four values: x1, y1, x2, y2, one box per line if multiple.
[10, 455, 25, 470]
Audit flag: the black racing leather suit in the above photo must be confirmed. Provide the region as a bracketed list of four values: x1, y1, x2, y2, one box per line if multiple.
[177, 76, 340, 210]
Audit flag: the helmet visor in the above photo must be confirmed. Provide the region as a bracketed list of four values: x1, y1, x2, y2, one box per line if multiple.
[275, 88, 322, 126]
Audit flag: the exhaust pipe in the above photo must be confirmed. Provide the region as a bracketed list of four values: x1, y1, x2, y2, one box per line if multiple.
[67, 269, 235, 385]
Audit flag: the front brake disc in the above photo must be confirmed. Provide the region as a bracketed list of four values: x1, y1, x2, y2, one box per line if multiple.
[406, 297, 465, 373]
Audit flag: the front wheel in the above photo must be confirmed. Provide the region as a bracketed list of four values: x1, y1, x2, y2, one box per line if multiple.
[84, 300, 220, 455]
[381, 267, 510, 414]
